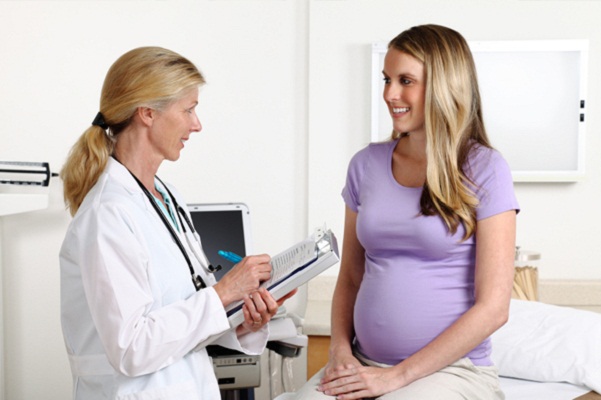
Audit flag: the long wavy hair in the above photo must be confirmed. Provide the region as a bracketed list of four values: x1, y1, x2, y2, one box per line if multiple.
[61, 47, 205, 216]
[389, 24, 491, 239]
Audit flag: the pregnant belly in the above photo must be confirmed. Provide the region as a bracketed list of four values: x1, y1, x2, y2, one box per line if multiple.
[353, 275, 470, 365]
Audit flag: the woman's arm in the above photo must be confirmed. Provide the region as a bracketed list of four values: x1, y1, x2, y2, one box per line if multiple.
[319, 210, 516, 399]
[322, 207, 366, 378]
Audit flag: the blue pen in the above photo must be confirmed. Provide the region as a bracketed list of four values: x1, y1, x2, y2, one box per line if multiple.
[218, 250, 243, 264]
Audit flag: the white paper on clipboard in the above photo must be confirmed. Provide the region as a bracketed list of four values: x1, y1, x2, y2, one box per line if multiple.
[225, 226, 339, 328]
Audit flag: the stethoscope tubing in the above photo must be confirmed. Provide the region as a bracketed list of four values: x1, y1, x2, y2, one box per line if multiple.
[114, 157, 214, 291]
[152, 178, 220, 275]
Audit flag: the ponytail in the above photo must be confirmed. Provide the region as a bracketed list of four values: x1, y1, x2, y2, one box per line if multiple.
[61, 126, 114, 216]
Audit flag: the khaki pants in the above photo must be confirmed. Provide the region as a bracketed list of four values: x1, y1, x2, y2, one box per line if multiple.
[288, 355, 505, 400]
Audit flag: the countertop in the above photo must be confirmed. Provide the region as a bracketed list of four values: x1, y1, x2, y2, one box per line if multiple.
[304, 275, 336, 336]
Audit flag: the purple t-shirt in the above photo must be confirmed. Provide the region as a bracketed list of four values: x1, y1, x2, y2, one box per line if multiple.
[341, 139, 519, 366]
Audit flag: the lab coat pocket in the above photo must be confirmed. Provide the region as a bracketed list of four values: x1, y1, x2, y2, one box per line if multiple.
[116, 380, 199, 400]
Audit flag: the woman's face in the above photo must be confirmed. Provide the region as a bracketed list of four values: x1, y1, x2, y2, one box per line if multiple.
[382, 48, 426, 137]
[150, 86, 201, 161]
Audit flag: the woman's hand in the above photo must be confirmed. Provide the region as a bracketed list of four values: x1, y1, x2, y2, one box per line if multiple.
[213, 254, 272, 306]
[319, 347, 404, 399]
[317, 365, 403, 400]
[318, 364, 403, 400]
[323, 350, 361, 380]
[237, 288, 298, 334]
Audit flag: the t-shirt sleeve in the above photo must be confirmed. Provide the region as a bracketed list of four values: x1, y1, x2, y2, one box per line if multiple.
[469, 147, 520, 220]
[341, 146, 370, 212]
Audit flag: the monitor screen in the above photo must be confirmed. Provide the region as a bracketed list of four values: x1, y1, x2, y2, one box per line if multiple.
[187, 203, 251, 281]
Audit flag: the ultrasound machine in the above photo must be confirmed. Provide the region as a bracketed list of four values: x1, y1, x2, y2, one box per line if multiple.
[187, 203, 308, 400]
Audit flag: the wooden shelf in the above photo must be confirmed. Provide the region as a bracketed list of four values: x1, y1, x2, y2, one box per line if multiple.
[307, 335, 330, 378]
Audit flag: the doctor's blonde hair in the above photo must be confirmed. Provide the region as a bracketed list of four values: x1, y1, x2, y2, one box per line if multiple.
[61, 47, 205, 216]
[389, 24, 491, 239]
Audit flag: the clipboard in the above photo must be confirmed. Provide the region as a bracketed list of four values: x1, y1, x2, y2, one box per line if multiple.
[225, 226, 339, 328]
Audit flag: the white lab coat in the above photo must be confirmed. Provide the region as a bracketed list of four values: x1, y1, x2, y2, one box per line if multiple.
[60, 158, 268, 400]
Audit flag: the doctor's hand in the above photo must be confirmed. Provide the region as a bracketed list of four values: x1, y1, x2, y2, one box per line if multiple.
[237, 287, 298, 334]
[213, 254, 272, 306]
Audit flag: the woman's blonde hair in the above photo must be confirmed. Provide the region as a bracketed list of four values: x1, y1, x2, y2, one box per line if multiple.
[61, 47, 205, 216]
[389, 24, 491, 239]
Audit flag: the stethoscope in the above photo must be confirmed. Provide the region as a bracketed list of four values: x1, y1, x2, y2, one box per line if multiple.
[115, 158, 221, 291]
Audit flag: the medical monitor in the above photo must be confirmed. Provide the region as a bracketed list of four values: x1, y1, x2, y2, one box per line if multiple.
[187, 203, 252, 281]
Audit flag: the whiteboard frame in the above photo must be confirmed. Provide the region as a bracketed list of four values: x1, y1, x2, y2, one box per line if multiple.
[371, 40, 589, 182]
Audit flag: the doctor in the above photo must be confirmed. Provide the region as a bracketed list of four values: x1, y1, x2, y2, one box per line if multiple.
[59, 46, 293, 400]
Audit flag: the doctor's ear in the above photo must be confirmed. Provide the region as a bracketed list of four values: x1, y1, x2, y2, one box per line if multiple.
[136, 106, 156, 127]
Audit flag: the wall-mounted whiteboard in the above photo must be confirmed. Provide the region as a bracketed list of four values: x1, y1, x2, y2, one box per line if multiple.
[371, 40, 589, 182]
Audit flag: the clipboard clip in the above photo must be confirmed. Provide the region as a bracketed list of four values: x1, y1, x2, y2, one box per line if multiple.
[312, 223, 327, 242]
[312, 224, 334, 257]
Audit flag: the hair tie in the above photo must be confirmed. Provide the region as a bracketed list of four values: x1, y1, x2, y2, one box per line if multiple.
[92, 112, 109, 130]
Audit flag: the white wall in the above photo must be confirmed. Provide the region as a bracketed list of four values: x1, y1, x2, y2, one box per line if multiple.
[0, 0, 600, 399]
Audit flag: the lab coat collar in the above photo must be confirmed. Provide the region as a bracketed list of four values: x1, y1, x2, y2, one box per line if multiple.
[106, 157, 146, 196]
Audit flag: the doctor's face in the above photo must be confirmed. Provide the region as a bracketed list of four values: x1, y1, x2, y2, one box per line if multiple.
[150, 87, 202, 162]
